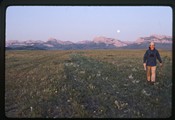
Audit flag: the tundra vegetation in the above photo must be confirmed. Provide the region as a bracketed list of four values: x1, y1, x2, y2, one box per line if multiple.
[5, 49, 172, 118]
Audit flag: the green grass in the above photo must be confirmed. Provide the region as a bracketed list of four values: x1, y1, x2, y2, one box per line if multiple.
[5, 49, 172, 118]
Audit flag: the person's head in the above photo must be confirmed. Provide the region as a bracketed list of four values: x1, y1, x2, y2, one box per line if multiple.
[149, 42, 155, 50]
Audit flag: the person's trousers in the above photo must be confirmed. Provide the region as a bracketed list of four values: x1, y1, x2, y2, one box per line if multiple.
[147, 66, 156, 82]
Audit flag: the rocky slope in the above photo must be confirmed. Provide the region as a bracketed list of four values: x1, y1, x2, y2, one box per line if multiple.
[6, 34, 172, 50]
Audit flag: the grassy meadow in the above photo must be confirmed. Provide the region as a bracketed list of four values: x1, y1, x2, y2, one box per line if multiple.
[5, 49, 172, 118]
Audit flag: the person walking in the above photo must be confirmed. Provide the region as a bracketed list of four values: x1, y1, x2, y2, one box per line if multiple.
[143, 42, 163, 84]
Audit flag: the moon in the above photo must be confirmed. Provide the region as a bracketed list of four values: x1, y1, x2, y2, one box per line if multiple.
[117, 30, 120, 33]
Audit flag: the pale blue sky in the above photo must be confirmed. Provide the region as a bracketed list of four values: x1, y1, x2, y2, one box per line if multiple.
[6, 6, 172, 42]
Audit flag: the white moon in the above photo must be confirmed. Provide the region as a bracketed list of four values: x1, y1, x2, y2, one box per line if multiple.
[117, 30, 120, 33]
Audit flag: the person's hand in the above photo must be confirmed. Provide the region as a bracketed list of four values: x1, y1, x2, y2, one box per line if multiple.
[143, 63, 146, 71]
[160, 63, 163, 67]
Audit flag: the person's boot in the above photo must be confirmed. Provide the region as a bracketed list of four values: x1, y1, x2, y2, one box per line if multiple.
[146, 80, 151, 85]
[150, 81, 155, 85]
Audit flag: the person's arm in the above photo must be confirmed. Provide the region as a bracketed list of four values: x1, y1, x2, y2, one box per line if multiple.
[143, 51, 148, 70]
[143, 50, 148, 63]
[156, 50, 163, 66]
[156, 50, 162, 63]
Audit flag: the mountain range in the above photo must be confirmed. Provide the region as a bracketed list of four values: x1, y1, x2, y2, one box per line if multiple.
[6, 34, 172, 50]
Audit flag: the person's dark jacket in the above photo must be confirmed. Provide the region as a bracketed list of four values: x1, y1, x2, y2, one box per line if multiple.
[143, 48, 162, 66]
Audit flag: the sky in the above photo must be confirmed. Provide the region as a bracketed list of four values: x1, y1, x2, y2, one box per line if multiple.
[6, 6, 172, 42]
